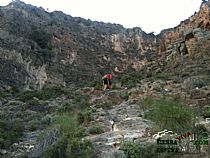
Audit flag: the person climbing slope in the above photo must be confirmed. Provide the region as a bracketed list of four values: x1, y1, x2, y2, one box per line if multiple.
[102, 73, 112, 91]
[98, 64, 112, 91]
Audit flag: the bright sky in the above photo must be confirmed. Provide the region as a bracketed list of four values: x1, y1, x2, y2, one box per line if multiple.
[0, 0, 202, 34]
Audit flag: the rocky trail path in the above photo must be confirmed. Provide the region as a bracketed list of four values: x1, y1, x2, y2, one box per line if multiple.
[83, 89, 154, 158]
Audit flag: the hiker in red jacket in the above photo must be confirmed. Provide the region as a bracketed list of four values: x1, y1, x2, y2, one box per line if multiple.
[102, 73, 112, 91]
[98, 64, 113, 91]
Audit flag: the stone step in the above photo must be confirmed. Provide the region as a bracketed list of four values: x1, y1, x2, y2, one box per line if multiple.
[84, 129, 146, 145]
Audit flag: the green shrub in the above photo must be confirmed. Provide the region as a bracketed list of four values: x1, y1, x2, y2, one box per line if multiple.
[120, 91, 129, 101]
[202, 106, 210, 118]
[17, 86, 67, 101]
[71, 93, 91, 109]
[0, 119, 23, 149]
[153, 72, 170, 80]
[67, 139, 95, 158]
[94, 83, 101, 90]
[121, 72, 142, 88]
[44, 136, 68, 158]
[43, 114, 95, 158]
[77, 109, 93, 125]
[30, 27, 52, 49]
[85, 80, 101, 90]
[58, 93, 91, 114]
[37, 48, 52, 63]
[142, 97, 195, 133]
[40, 86, 68, 100]
[28, 120, 39, 131]
[121, 74, 137, 88]
[58, 102, 75, 113]
[41, 90, 96, 157]
[17, 90, 39, 102]
[74, 98, 91, 110]
[185, 77, 207, 90]
[140, 96, 155, 111]
[41, 114, 53, 126]
[52, 114, 86, 138]
[53, 114, 77, 137]
[89, 124, 104, 134]
[121, 141, 157, 158]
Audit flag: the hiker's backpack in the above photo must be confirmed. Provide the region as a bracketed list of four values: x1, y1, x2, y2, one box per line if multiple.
[106, 74, 112, 80]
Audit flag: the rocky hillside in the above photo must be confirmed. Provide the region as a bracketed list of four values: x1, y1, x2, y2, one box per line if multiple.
[0, 0, 156, 91]
[0, 0, 210, 158]
[0, 1, 210, 92]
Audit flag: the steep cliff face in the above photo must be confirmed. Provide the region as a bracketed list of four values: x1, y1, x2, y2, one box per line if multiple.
[156, 0, 210, 54]
[1, 1, 210, 157]
[0, 0, 209, 91]
[0, 1, 157, 91]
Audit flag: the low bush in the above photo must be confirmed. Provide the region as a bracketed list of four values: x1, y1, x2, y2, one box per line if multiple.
[89, 124, 104, 134]
[141, 97, 195, 133]
[77, 109, 93, 125]
[120, 141, 157, 158]
[185, 77, 207, 90]
[58, 102, 75, 113]
[17, 86, 68, 101]
[202, 106, 210, 119]
[120, 91, 129, 101]
[58, 92, 90, 113]
[44, 136, 68, 158]
[72, 96, 91, 110]
[0, 119, 23, 149]
[121, 72, 142, 88]
[140, 96, 155, 111]
[41, 114, 53, 126]
[153, 72, 171, 81]
[43, 114, 95, 158]
[84, 80, 101, 90]
[67, 139, 95, 158]
[28, 119, 39, 131]
[17, 90, 39, 102]
[30, 27, 52, 49]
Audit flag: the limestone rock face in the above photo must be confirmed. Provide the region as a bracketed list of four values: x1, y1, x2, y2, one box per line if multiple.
[0, 1, 155, 91]
[0, 0, 210, 92]
[1, 1, 210, 157]
[156, 0, 210, 53]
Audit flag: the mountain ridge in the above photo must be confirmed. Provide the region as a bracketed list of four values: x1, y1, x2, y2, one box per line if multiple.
[0, 1, 210, 158]
[0, 0, 209, 92]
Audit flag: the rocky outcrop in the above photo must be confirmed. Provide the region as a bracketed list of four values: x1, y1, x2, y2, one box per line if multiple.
[1, 1, 210, 157]
[0, 1, 157, 91]
[84, 90, 154, 158]
[0, 0, 210, 91]
[156, 0, 210, 54]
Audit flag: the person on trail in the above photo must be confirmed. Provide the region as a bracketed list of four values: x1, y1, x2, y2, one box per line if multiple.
[98, 64, 112, 91]
[102, 73, 112, 91]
